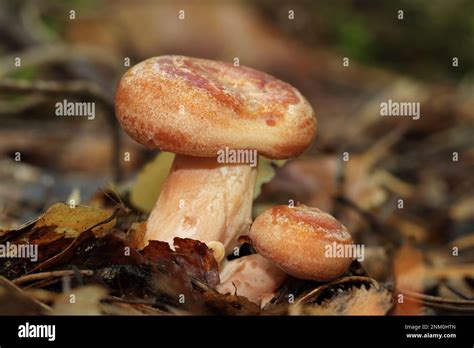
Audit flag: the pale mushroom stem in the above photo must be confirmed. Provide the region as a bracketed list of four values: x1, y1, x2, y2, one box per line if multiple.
[141, 154, 257, 253]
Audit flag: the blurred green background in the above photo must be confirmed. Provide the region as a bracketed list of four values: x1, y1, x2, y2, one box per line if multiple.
[260, 0, 474, 81]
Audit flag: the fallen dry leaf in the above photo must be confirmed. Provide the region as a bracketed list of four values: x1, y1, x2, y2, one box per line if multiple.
[142, 237, 220, 289]
[0, 205, 117, 279]
[130, 152, 175, 213]
[33, 203, 116, 237]
[290, 284, 393, 315]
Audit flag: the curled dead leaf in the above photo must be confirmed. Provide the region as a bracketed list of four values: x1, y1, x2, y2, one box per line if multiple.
[290, 276, 393, 316]
[290, 284, 392, 315]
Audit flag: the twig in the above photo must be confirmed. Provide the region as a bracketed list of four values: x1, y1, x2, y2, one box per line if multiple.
[397, 288, 474, 306]
[23, 277, 62, 289]
[0, 78, 112, 105]
[191, 277, 217, 293]
[444, 283, 472, 300]
[0, 44, 121, 78]
[102, 296, 156, 306]
[402, 298, 474, 312]
[12, 270, 94, 285]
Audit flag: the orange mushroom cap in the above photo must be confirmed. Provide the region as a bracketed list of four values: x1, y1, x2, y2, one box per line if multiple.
[249, 204, 354, 281]
[115, 55, 316, 159]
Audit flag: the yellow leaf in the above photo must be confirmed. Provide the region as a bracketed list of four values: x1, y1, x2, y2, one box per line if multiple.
[35, 203, 115, 237]
[130, 152, 175, 213]
[253, 156, 286, 199]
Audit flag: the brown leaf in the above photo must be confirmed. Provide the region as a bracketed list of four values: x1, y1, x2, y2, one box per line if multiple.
[78, 232, 161, 299]
[200, 291, 263, 315]
[142, 238, 220, 288]
[1, 203, 116, 243]
[0, 205, 118, 279]
[29, 229, 97, 274]
[291, 285, 393, 315]
[72, 234, 219, 307]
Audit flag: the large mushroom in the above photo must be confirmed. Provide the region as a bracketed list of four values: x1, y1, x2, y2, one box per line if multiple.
[115, 56, 316, 253]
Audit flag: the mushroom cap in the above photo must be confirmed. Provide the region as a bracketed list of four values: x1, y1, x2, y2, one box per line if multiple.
[115, 55, 316, 159]
[249, 205, 354, 281]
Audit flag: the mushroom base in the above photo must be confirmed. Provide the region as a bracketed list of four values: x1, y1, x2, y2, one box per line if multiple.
[142, 154, 257, 254]
[217, 254, 287, 307]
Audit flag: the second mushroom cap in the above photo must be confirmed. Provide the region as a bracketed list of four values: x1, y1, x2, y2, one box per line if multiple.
[249, 204, 354, 281]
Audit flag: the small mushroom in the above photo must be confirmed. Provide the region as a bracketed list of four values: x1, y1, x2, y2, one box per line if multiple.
[249, 204, 354, 281]
[115, 56, 316, 252]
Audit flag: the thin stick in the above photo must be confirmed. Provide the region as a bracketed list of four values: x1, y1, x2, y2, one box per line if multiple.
[0, 78, 112, 105]
[0, 44, 121, 77]
[397, 288, 474, 306]
[12, 270, 94, 285]
[103, 296, 156, 306]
